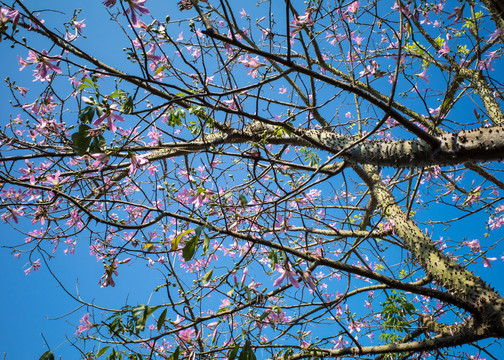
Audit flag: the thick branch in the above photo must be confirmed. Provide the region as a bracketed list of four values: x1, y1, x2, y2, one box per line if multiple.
[354, 164, 504, 336]
[146, 122, 504, 168]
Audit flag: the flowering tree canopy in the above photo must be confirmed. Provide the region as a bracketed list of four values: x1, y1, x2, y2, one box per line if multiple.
[2, 0, 504, 359]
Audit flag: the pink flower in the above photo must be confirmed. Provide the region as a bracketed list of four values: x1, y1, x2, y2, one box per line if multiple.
[279, 86, 288, 94]
[100, 262, 119, 287]
[45, 171, 70, 186]
[241, 55, 263, 78]
[273, 263, 300, 288]
[17, 87, 28, 96]
[429, 106, 441, 117]
[465, 239, 481, 252]
[240, 8, 248, 18]
[483, 257, 497, 268]
[416, 67, 429, 83]
[73, 19, 86, 34]
[18, 50, 62, 82]
[301, 269, 317, 291]
[351, 32, 364, 46]
[92, 105, 124, 133]
[1, 7, 19, 27]
[24, 259, 41, 275]
[346, 1, 359, 13]
[489, 28, 504, 42]
[446, 6, 463, 23]
[75, 313, 94, 334]
[124, 0, 150, 25]
[241, 267, 248, 285]
[222, 98, 240, 110]
[177, 327, 196, 343]
[331, 335, 349, 349]
[383, 219, 396, 234]
[129, 154, 149, 175]
[437, 42, 450, 57]
[478, 51, 498, 71]
[90, 153, 110, 169]
[348, 320, 366, 333]
[189, 188, 213, 208]
[290, 8, 314, 40]
[488, 216, 504, 230]
[103, 0, 117, 7]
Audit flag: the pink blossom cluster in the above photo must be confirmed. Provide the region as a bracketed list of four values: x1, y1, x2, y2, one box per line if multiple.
[18, 50, 62, 82]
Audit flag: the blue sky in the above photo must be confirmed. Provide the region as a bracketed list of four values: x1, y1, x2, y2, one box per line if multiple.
[1, 1, 504, 359]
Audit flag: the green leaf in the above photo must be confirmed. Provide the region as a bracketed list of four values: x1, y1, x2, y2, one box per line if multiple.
[89, 135, 107, 153]
[121, 96, 134, 114]
[79, 105, 97, 123]
[268, 250, 278, 269]
[154, 66, 166, 76]
[167, 347, 180, 360]
[238, 340, 256, 360]
[39, 351, 55, 360]
[72, 124, 92, 156]
[201, 269, 213, 284]
[182, 234, 198, 261]
[132, 304, 147, 318]
[171, 228, 194, 250]
[109, 89, 128, 98]
[202, 233, 210, 255]
[157, 308, 167, 331]
[78, 82, 93, 90]
[238, 194, 247, 209]
[78, 77, 96, 91]
[142, 243, 153, 251]
[228, 342, 241, 360]
[182, 225, 205, 261]
[223, 192, 232, 202]
[134, 305, 157, 332]
[97, 346, 111, 357]
[83, 77, 94, 86]
[244, 286, 251, 302]
[259, 311, 270, 321]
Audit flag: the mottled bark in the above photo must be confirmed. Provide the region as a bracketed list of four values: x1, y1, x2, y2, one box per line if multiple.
[482, 0, 504, 29]
[461, 68, 504, 125]
[354, 164, 504, 338]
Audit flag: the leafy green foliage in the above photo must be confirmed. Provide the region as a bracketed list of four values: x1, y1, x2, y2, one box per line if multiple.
[227, 340, 256, 360]
[171, 228, 194, 250]
[79, 104, 101, 123]
[106, 305, 161, 336]
[109, 89, 134, 114]
[96, 346, 111, 358]
[39, 351, 55, 360]
[167, 347, 180, 360]
[182, 224, 205, 261]
[72, 124, 92, 155]
[157, 308, 167, 331]
[188, 105, 214, 134]
[379, 290, 417, 346]
[165, 108, 185, 127]
[78, 77, 97, 91]
[201, 268, 213, 284]
[238, 340, 256, 360]
[71, 124, 106, 155]
[300, 146, 320, 167]
[105, 348, 143, 360]
[238, 194, 247, 209]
